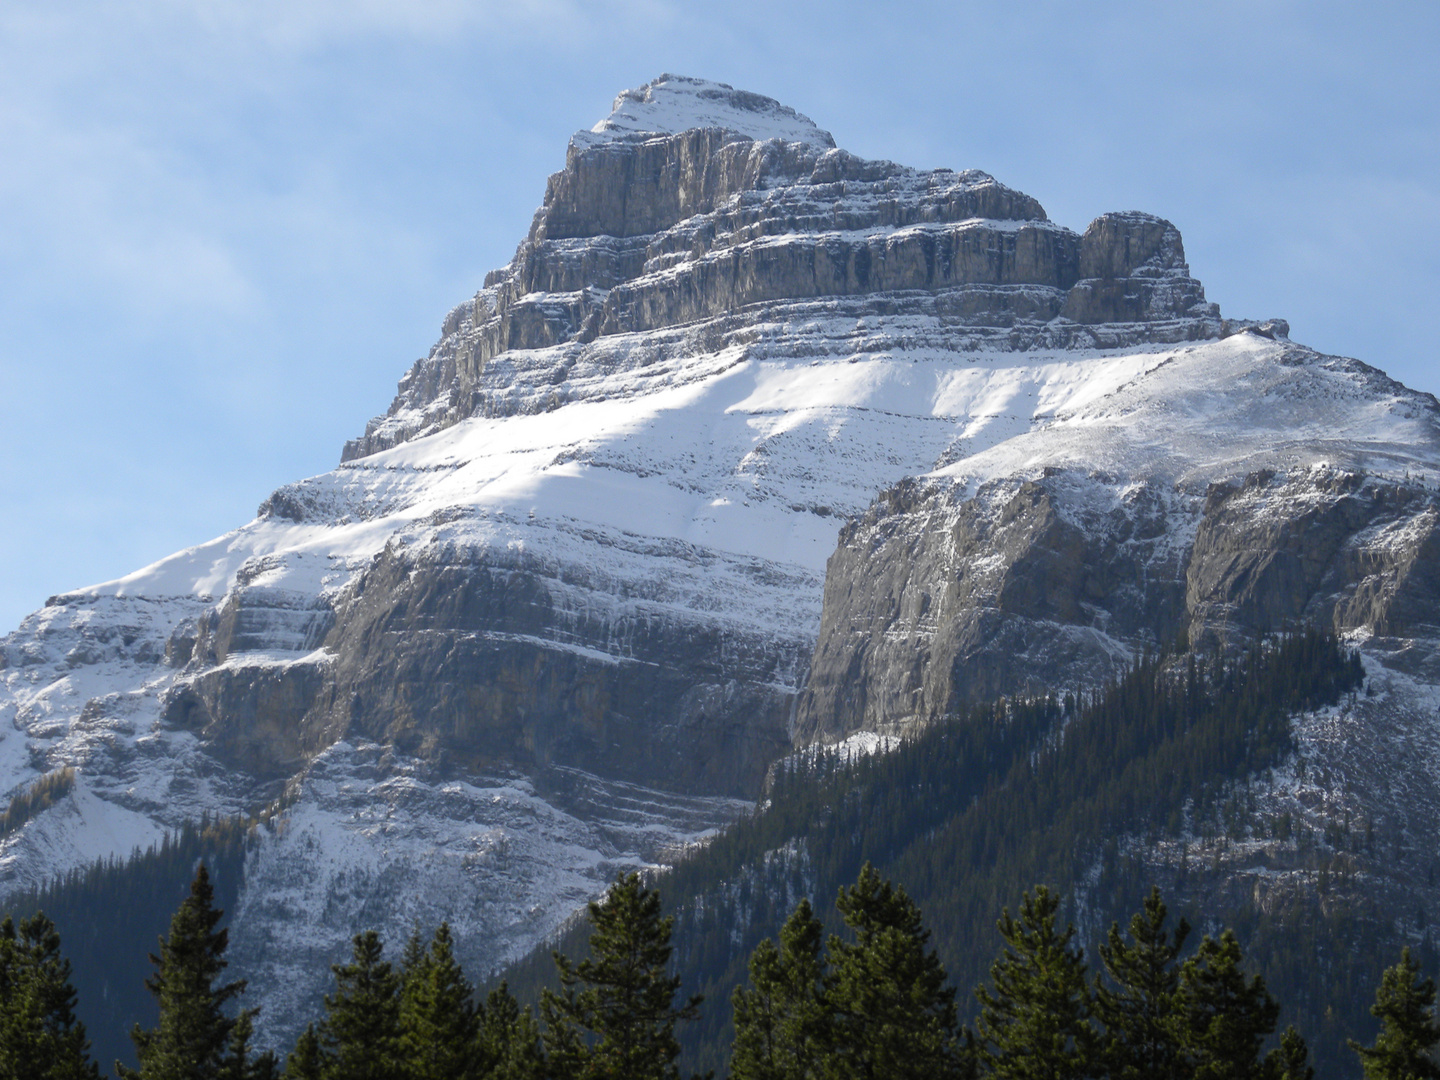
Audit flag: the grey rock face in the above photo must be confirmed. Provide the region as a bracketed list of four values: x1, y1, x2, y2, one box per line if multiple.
[1187, 469, 1440, 644]
[342, 130, 1217, 463]
[13, 76, 1440, 1056]
[1062, 212, 1213, 325]
[797, 460, 1440, 744]
[797, 470, 1190, 741]
[299, 542, 802, 796]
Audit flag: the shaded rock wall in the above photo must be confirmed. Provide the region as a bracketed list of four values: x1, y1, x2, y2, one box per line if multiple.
[797, 467, 1440, 744]
[1188, 469, 1440, 644]
[163, 541, 804, 797]
[304, 543, 801, 795]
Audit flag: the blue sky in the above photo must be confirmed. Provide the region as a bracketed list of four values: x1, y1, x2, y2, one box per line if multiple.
[1, 0, 1437, 630]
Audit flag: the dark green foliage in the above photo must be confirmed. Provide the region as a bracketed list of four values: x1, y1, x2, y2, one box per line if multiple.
[824, 864, 966, 1080]
[319, 930, 403, 1080]
[1274, 1026, 1314, 1080]
[281, 1026, 324, 1080]
[1349, 947, 1440, 1080]
[397, 922, 478, 1080]
[119, 865, 251, 1080]
[1094, 886, 1189, 1080]
[1176, 930, 1280, 1080]
[218, 1010, 277, 1080]
[1222, 886, 1409, 1073]
[974, 885, 1095, 1080]
[542, 871, 701, 1080]
[0, 912, 99, 1080]
[496, 629, 1364, 1078]
[2, 815, 250, 1073]
[475, 984, 545, 1080]
[730, 899, 827, 1080]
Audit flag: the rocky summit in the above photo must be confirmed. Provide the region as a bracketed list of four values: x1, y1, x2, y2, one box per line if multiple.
[3, 73, 1439, 1048]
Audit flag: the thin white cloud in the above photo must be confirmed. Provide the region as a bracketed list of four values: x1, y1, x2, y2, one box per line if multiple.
[146, 0, 678, 50]
[0, 96, 259, 321]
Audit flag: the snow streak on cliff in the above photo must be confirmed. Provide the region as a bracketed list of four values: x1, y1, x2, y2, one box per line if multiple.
[2, 74, 1437, 1050]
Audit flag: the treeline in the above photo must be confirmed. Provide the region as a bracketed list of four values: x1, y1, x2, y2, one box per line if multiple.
[3, 815, 252, 1071]
[499, 629, 1378, 1075]
[3, 861, 1437, 1080]
[0, 628, 1391, 1075]
[0, 768, 76, 840]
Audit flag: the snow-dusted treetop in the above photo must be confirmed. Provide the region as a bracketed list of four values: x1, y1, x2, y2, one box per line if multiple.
[571, 73, 837, 151]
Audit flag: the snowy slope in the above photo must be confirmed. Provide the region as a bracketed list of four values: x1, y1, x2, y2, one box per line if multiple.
[572, 73, 835, 150]
[2, 75, 1433, 1050]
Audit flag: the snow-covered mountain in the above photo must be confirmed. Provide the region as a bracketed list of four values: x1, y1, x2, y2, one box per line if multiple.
[3, 74, 1438, 1047]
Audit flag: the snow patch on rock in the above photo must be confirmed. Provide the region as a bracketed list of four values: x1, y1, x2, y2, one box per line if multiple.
[573, 73, 835, 151]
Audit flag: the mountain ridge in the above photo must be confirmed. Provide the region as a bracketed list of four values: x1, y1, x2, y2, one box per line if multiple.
[3, 74, 1438, 1056]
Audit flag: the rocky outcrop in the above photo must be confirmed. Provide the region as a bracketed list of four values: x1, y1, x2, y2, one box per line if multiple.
[797, 462, 1440, 744]
[1062, 212, 1213, 325]
[1187, 469, 1440, 644]
[300, 541, 803, 795]
[797, 470, 1190, 741]
[7, 74, 1440, 1058]
[342, 82, 1218, 463]
[160, 656, 324, 782]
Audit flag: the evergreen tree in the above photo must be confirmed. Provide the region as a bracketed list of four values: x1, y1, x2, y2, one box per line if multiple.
[4, 815, 252, 1072]
[1273, 1026, 1314, 1080]
[1349, 947, 1440, 1080]
[119, 865, 248, 1080]
[0, 912, 99, 1080]
[318, 930, 403, 1080]
[1094, 886, 1190, 1080]
[1176, 930, 1280, 1080]
[217, 1010, 276, 1080]
[280, 1025, 325, 1080]
[974, 885, 1096, 1080]
[824, 865, 966, 1080]
[398, 922, 479, 1080]
[541, 871, 700, 1080]
[0, 917, 15, 1074]
[730, 898, 828, 1080]
[475, 984, 545, 1080]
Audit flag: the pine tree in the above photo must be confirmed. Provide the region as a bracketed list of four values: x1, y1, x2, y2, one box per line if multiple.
[476, 984, 545, 1080]
[974, 885, 1096, 1080]
[0, 912, 99, 1080]
[398, 922, 479, 1080]
[0, 917, 15, 1076]
[119, 865, 249, 1080]
[217, 1010, 277, 1080]
[1094, 887, 1190, 1080]
[1176, 930, 1280, 1080]
[1349, 947, 1440, 1080]
[1272, 1026, 1314, 1080]
[730, 897, 828, 1080]
[824, 865, 967, 1080]
[318, 930, 403, 1080]
[281, 1025, 325, 1080]
[541, 871, 700, 1080]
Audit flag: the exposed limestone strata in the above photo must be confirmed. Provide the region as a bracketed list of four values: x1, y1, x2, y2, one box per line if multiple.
[342, 119, 1217, 462]
[5, 75, 1439, 1058]
[301, 542, 803, 795]
[796, 340, 1440, 743]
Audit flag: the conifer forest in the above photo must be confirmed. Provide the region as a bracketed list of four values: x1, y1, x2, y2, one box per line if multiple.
[4, 630, 1435, 1079]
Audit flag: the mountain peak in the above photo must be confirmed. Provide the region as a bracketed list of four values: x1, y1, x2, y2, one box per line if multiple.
[571, 73, 837, 152]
